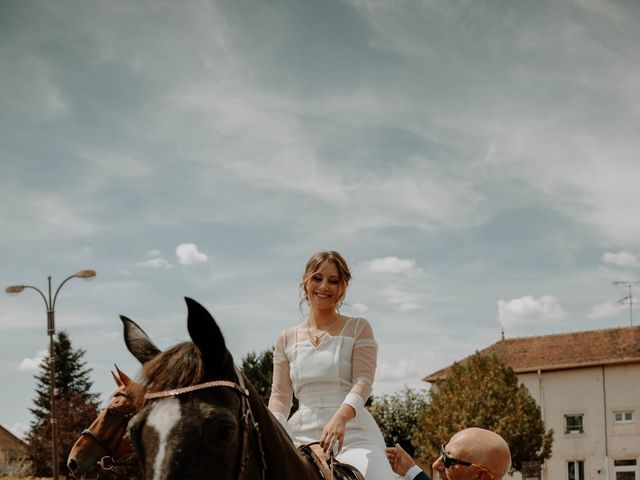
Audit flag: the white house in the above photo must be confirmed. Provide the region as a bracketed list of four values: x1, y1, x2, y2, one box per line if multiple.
[423, 326, 640, 480]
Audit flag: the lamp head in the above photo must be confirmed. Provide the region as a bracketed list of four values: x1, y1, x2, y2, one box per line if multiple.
[74, 270, 96, 279]
[5, 285, 25, 294]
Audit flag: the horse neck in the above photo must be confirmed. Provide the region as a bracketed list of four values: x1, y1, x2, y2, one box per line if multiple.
[243, 380, 319, 480]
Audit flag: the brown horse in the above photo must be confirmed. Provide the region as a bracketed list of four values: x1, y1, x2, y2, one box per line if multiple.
[121, 297, 323, 480]
[67, 367, 145, 479]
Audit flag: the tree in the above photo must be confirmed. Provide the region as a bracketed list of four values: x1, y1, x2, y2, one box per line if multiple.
[241, 348, 274, 405]
[413, 352, 553, 473]
[27, 396, 100, 477]
[27, 331, 100, 476]
[240, 347, 298, 414]
[368, 387, 428, 456]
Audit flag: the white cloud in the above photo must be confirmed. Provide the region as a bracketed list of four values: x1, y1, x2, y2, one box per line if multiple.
[0, 53, 69, 121]
[372, 358, 428, 395]
[19, 351, 47, 372]
[350, 302, 369, 313]
[602, 251, 638, 268]
[140, 257, 172, 269]
[137, 249, 172, 269]
[587, 301, 624, 320]
[498, 295, 567, 327]
[379, 285, 422, 311]
[0, 187, 97, 238]
[77, 146, 152, 178]
[367, 256, 419, 275]
[176, 243, 208, 265]
[375, 359, 421, 383]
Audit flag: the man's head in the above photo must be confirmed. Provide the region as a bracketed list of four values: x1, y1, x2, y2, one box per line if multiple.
[432, 428, 511, 480]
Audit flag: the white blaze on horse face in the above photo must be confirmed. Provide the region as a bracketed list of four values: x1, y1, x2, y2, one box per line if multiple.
[147, 397, 181, 480]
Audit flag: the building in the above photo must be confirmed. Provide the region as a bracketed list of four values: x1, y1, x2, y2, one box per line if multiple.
[424, 326, 640, 480]
[0, 425, 29, 475]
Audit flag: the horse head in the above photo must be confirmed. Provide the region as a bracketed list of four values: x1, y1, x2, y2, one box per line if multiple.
[67, 366, 145, 479]
[123, 297, 265, 480]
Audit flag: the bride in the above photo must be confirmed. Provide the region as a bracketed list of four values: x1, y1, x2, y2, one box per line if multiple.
[268, 251, 396, 480]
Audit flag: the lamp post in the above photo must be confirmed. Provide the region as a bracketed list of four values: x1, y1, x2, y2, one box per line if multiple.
[6, 269, 96, 480]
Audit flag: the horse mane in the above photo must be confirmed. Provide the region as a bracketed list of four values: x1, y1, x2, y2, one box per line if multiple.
[140, 341, 205, 392]
[136, 339, 320, 479]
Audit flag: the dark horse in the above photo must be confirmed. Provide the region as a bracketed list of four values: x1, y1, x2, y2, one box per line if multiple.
[121, 297, 322, 480]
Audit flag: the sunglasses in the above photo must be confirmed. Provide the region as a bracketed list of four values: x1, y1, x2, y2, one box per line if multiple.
[440, 444, 494, 478]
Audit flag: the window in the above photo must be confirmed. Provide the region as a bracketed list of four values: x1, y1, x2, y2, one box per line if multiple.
[567, 460, 585, 480]
[613, 459, 637, 480]
[614, 411, 634, 424]
[565, 414, 584, 434]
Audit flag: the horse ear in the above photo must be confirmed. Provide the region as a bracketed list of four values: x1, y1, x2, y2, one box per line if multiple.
[120, 315, 161, 364]
[112, 370, 123, 387]
[114, 364, 133, 387]
[185, 297, 230, 369]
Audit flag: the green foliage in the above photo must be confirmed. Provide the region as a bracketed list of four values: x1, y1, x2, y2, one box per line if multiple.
[30, 331, 99, 431]
[27, 395, 99, 477]
[240, 347, 274, 405]
[240, 347, 298, 414]
[27, 331, 100, 476]
[414, 353, 553, 472]
[368, 387, 428, 456]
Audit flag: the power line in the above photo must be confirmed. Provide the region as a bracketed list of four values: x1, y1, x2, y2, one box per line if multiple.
[613, 281, 640, 327]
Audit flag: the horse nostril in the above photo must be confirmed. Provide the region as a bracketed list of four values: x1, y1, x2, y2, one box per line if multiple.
[68, 458, 78, 472]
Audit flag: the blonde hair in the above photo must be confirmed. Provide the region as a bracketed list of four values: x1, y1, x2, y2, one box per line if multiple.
[300, 251, 352, 311]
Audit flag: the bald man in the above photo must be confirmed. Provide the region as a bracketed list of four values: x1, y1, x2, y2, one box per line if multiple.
[386, 427, 511, 480]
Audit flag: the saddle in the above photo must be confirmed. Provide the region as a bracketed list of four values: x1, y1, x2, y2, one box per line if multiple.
[298, 443, 364, 480]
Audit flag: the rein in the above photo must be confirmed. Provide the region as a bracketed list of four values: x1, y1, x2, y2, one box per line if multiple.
[143, 366, 267, 480]
[80, 392, 136, 477]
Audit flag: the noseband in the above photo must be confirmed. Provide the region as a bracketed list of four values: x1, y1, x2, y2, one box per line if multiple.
[143, 366, 266, 480]
[80, 395, 136, 473]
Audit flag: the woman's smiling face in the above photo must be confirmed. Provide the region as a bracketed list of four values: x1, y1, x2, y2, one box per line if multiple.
[305, 260, 344, 311]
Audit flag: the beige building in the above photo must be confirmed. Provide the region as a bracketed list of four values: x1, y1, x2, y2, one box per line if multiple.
[424, 326, 640, 480]
[0, 424, 29, 476]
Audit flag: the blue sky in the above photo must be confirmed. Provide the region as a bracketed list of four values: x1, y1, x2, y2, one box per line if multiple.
[2, 0, 640, 438]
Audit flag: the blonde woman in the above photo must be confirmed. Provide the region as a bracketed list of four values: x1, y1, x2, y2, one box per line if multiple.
[268, 251, 395, 480]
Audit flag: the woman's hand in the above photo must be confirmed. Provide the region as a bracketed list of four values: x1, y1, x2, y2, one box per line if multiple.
[320, 404, 355, 453]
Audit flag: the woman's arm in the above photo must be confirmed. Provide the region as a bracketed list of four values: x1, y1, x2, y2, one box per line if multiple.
[267, 331, 293, 429]
[321, 318, 378, 452]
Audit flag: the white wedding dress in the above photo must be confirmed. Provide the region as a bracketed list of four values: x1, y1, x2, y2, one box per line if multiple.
[268, 317, 396, 480]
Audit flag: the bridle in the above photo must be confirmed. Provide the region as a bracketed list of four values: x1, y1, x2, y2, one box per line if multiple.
[143, 366, 267, 480]
[79, 392, 136, 476]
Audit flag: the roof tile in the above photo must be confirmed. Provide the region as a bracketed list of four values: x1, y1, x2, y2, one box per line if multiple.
[424, 325, 640, 382]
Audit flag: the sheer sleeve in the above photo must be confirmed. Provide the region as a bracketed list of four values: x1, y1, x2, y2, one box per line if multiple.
[342, 318, 377, 416]
[267, 330, 293, 428]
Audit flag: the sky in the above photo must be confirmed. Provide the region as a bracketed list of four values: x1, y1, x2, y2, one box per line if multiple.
[2, 0, 640, 439]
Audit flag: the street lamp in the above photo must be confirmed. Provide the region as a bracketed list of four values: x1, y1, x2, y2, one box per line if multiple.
[6, 269, 96, 480]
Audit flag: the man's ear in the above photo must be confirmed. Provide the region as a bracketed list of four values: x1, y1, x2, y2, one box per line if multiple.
[477, 470, 491, 480]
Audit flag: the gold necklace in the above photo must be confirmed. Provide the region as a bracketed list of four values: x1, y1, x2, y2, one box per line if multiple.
[307, 315, 340, 346]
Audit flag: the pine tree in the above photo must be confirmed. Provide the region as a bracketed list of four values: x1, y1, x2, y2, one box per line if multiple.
[413, 352, 553, 473]
[27, 330, 100, 476]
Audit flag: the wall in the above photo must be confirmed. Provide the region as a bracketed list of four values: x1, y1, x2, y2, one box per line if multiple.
[517, 363, 640, 480]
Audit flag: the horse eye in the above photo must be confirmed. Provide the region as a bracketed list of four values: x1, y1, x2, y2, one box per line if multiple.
[202, 422, 235, 443]
[214, 425, 235, 442]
